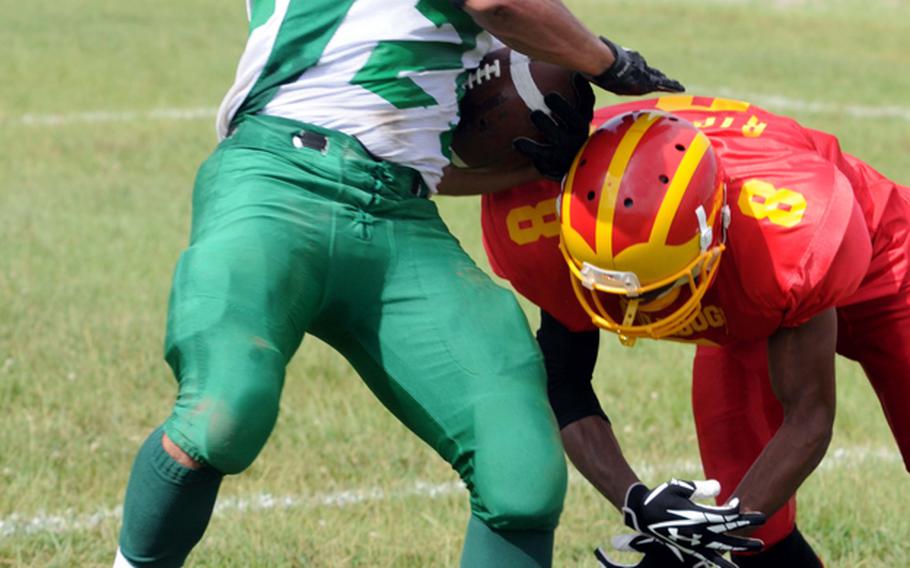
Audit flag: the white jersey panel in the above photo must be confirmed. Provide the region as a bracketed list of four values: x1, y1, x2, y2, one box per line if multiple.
[216, 0, 492, 193]
[215, 0, 291, 140]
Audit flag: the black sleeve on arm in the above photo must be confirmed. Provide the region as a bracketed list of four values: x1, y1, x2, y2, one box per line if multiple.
[536, 309, 609, 429]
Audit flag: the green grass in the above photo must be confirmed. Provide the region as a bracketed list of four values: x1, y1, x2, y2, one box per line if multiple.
[1, 0, 909, 565]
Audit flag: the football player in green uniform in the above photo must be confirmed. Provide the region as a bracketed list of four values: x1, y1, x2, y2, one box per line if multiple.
[113, 1, 685, 566]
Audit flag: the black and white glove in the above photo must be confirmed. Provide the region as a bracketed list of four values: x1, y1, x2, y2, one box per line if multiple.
[595, 534, 721, 568]
[623, 480, 765, 565]
[589, 37, 685, 96]
[513, 73, 594, 180]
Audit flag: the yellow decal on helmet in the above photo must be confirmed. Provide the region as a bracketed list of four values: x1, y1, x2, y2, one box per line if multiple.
[594, 113, 664, 261]
[650, 132, 712, 245]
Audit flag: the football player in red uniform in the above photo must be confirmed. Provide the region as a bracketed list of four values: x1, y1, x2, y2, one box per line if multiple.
[470, 96, 910, 567]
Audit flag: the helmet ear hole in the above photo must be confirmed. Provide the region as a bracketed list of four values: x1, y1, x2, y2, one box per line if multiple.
[675, 143, 686, 152]
[659, 174, 669, 184]
[587, 191, 596, 201]
[623, 198, 634, 208]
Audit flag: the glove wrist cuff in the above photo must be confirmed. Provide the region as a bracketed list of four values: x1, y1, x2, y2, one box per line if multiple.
[623, 482, 648, 508]
[589, 36, 630, 89]
[622, 483, 649, 530]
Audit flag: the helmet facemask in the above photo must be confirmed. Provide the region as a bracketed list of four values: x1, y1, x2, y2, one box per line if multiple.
[561, 235, 725, 346]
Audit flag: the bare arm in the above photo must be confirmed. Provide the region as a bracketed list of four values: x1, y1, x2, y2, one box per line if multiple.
[540, 311, 765, 559]
[436, 161, 541, 196]
[536, 310, 640, 510]
[732, 308, 838, 518]
[562, 416, 640, 510]
[460, 0, 614, 76]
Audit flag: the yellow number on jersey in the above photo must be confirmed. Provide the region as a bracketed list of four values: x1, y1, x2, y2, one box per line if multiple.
[506, 198, 560, 245]
[741, 115, 768, 138]
[655, 96, 768, 138]
[655, 95, 751, 113]
[738, 180, 807, 228]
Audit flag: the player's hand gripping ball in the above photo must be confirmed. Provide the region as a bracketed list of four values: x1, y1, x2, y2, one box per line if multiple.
[451, 47, 594, 178]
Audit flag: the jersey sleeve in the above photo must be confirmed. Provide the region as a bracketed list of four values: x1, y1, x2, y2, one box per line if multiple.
[480, 180, 598, 332]
[725, 151, 872, 328]
[537, 310, 606, 429]
[782, 196, 871, 325]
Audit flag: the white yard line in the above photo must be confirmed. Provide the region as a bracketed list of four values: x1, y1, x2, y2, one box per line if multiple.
[10, 90, 910, 127]
[687, 85, 910, 122]
[0, 445, 901, 539]
[17, 107, 218, 126]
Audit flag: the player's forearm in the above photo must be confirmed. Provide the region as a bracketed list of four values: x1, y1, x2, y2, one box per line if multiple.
[460, 0, 614, 76]
[436, 162, 541, 196]
[538, 312, 639, 510]
[733, 310, 837, 525]
[561, 416, 640, 510]
[731, 408, 833, 523]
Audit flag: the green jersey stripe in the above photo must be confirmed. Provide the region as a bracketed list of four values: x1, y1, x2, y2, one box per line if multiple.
[248, 0, 276, 32]
[217, 0, 493, 193]
[233, 0, 357, 128]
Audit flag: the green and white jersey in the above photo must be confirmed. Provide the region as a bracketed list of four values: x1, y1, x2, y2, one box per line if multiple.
[216, 0, 494, 192]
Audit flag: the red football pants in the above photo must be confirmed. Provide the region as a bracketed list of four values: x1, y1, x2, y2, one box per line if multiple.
[691, 288, 910, 548]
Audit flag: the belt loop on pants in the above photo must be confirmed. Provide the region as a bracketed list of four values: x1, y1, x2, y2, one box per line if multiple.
[410, 173, 429, 199]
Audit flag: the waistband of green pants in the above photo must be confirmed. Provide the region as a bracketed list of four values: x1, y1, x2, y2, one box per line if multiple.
[226, 113, 430, 199]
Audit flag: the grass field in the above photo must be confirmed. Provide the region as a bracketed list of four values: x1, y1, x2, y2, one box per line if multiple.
[2, 0, 909, 566]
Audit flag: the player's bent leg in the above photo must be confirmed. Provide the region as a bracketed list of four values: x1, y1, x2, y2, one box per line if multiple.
[459, 378, 565, 568]
[461, 515, 556, 568]
[118, 138, 329, 566]
[316, 325, 566, 568]
[118, 293, 292, 567]
[310, 206, 566, 566]
[691, 342, 801, 550]
[837, 292, 910, 472]
[466, 382, 567, 532]
[458, 357, 566, 568]
[162, 299, 288, 475]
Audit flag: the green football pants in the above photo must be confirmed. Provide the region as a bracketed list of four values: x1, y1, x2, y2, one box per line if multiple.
[161, 114, 567, 530]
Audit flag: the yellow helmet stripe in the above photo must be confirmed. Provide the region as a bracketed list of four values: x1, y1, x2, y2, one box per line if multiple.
[649, 131, 712, 246]
[593, 112, 663, 260]
[560, 128, 598, 238]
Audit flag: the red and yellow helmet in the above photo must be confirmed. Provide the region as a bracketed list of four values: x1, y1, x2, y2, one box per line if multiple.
[559, 110, 729, 346]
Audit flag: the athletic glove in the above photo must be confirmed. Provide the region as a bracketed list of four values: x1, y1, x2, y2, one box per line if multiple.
[589, 37, 685, 96]
[623, 480, 765, 563]
[513, 73, 594, 180]
[595, 534, 721, 568]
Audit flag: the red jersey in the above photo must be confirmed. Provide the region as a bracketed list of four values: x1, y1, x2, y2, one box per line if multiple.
[482, 96, 910, 345]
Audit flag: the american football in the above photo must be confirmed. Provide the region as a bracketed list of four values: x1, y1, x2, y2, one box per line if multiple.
[451, 47, 585, 169]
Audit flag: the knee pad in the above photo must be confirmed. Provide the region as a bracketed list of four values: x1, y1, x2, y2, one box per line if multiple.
[473, 458, 567, 531]
[469, 404, 568, 531]
[166, 377, 281, 475]
[165, 333, 286, 475]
